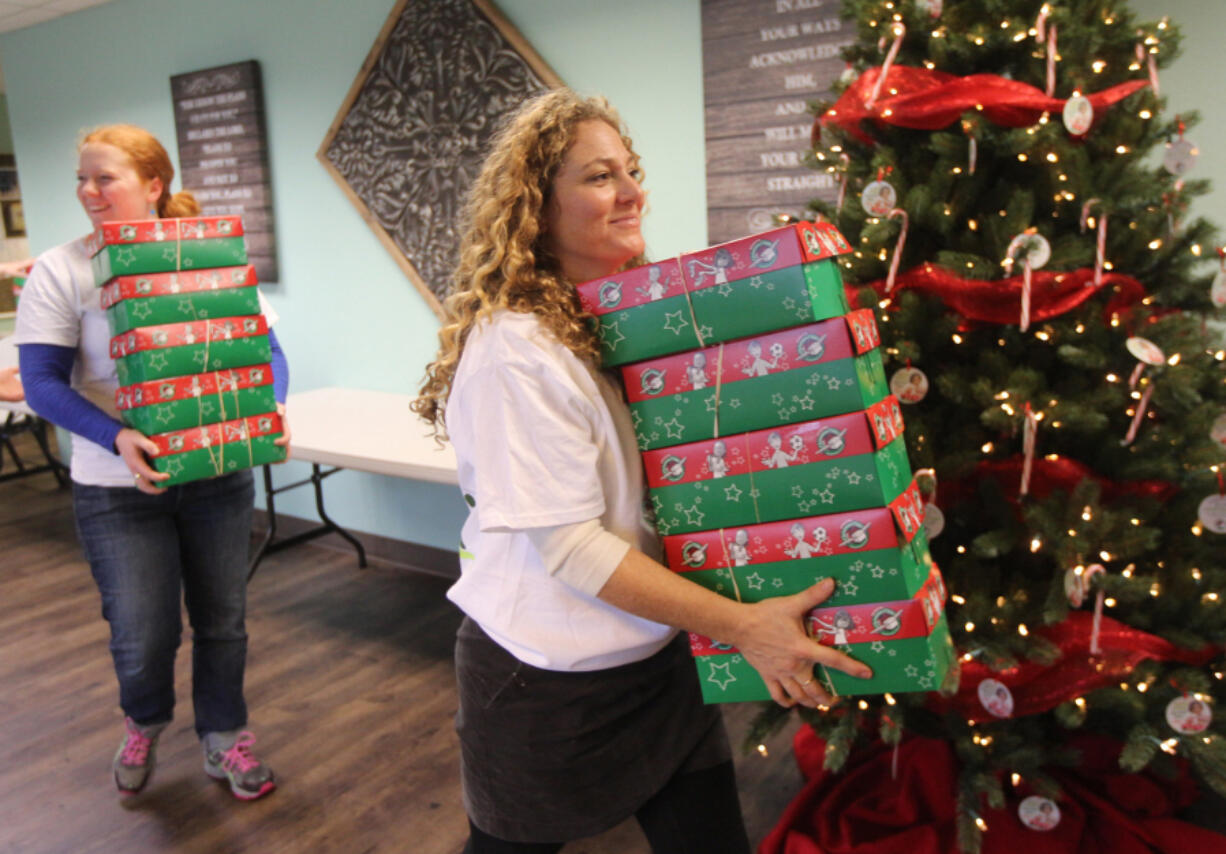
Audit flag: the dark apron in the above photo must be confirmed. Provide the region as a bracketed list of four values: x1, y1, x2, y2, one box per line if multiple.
[455, 617, 732, 843]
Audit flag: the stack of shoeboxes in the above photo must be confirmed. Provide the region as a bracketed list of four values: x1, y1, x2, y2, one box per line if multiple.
[577, 221, 955, 703]
[90, 216, 286, 486]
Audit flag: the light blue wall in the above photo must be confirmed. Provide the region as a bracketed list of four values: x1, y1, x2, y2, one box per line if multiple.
[1, 1, 1219, 550]
[1132, 1, 1226, 228]
[0, 0, 706, 550]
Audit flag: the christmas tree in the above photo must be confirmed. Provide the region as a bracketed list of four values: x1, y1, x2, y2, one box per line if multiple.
[753, 1, 1226, 850]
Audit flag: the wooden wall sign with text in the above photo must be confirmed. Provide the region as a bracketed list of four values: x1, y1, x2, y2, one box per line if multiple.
[171, 60, 279, 282]
[702, 0, 854, 245]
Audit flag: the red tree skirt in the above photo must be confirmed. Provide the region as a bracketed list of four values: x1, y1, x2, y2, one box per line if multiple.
[819, 66, 1149, 145]
[759, 728, 1225, 854]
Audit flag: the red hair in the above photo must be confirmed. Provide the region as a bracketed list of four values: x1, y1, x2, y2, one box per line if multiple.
[80, 124, 200, 218]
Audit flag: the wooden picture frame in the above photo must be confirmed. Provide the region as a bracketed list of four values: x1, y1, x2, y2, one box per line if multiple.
[318, 0, 561, 320]
[2, 200, 25, 238]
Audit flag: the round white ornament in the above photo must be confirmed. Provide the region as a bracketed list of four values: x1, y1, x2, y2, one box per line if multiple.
[1125, 336, 1166, 366]
[1163, 138, 1199, 176]
[1198, 494, 1226, 534]
[1211, 270, 1226, 308]
[916, 0, 942, 17]
[1210, 414, 1226, 447]
[889, 367, 929, 404]
[922, 502, 945, 539]
[1006, 232, 1051, 270]
[1166, 695, 1212, 734]
[861, 180, 897, 217]
[1018, 795, 1061, 831]
[1062, 94, 1094, 136]
[978, 678, 1014, 718]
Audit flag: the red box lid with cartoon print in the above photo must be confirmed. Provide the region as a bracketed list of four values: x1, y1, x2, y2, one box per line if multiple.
[109, 315, 268, 359]
[575, 259, 686, 317]
[680, 221, 851, 292]
[621, 314, 863, 404]
[100, 265, 257, 309]
[86, 216, 245, 255]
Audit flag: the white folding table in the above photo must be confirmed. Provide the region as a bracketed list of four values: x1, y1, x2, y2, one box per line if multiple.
[0, 335, 68, 486]
[250, 386, 459, 576]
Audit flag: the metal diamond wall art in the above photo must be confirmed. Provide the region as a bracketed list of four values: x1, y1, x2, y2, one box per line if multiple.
[319, 0, 561, 319]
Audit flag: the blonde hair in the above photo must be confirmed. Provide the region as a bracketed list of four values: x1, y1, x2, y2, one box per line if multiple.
[412, 89, 644, 434]
[80, 124, 200, 218]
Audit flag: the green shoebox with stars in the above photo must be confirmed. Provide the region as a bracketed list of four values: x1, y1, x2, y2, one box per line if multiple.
[105, 286, 261, 337]
[116, 365, 277, 435]
[577, 221, 853, 369]
[110, 316, 272, 386]
[621, 310, 888, 453]
[148, 412, 286, 486]
[661, 483, 935, 611]
[87, 216, 250, 286]
[686, 564, 955, 703]
[641, 396, 910, 536]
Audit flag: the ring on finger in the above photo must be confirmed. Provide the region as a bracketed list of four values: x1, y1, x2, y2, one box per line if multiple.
[134, 473, 142, 481]
[799, 677, 813, 686]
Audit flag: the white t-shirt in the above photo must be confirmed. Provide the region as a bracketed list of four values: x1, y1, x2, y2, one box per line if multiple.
[445, 310, 675, 671]
[13, 236, 278, 487]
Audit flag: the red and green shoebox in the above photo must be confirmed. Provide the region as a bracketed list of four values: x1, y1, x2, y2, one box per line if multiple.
[109, 315, 271, 386]
[622, 308, 887, 452]
[662, 480, 933, 609]
[101, 265, 259, 336]
[149, 411, 286, 486]
[642, 396, 910, 536]
[686, 566, 956, 703]
[116, 364, 275, 435]
[576, 221, 853, 368]
[87, 216, 248, 285]
[11, 275, 23, 307]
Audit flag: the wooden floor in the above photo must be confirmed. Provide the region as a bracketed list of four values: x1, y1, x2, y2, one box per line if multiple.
[0, 438, 802, 854]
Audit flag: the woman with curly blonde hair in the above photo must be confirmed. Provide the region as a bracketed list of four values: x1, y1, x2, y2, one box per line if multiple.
[415, 89, 868, 853]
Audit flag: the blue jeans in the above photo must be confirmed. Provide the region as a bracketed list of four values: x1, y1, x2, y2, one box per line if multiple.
[72, 470, 255, 737]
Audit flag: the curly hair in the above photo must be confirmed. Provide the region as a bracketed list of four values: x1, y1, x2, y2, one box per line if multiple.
[80, 124, 201, 218]
[412, 89, 645, 435]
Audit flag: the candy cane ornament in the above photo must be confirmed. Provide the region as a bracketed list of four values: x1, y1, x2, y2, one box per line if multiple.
[1135, 41, 1160, 96]
[1082, 564, 1107, 655]
[884, 208, 909, 294]
[835, 153, 850, 213]
[1020, 403, 1038, 498]
[1080, 199, 1107, 288]
[867, 23, 906, 109]
[1045, 26, 1058, 98]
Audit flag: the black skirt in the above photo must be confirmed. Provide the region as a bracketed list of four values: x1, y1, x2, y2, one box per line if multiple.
[455, 617, 732, 842]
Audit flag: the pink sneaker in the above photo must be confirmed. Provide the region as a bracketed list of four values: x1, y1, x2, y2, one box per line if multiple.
[113, 716, 167, 796]
[203, 730, 276, 801]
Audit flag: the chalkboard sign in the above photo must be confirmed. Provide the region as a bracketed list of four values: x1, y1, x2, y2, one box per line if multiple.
[702, 0, 854, 245]
[171, 60, 279, 282]
[319, 0, 561, 319]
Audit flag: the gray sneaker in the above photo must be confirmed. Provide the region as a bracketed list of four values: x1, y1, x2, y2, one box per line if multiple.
[113, 717, 167, 796]
[202, 730, 276, 801]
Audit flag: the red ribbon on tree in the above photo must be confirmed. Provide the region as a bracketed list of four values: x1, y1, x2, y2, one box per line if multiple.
[936, 612, 1217, 725]
[820, 66, 1149, 145]
[945, 456, 1177, 508]
[859, 263, 1146, 327]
